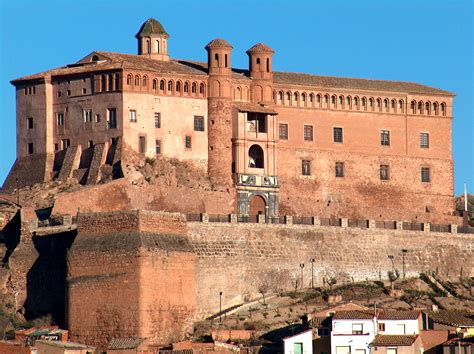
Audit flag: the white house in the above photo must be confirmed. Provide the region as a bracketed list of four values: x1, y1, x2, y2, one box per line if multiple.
[331, 311, 377, 354]
[283, 329, 313, 354]
[377, 310, 421, 335]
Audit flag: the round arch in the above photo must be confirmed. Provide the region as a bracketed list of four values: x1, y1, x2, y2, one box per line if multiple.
[248, 144, 264, 168]
[249, 194, 266, 216]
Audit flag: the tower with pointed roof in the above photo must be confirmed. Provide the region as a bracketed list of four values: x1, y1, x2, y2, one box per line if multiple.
[136, 18, 170, 61]
[247, 43, 274, 102]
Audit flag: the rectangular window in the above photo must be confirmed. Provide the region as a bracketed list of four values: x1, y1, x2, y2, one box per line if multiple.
[194, 115, 204, 131]
[154, 112, 161, 128]
[27, 143, 34, 155]
[333, 127, 343, 143]
[302, 160, 311, 176]
[421, 167, 431, 183]
[129, 110, 137, 123]
[54, 143, 59, 151]
[420, 133, 429, 148]
[67, 90, 71, 96]
[27, 117, 33, 129]
[378, 323, 386, 332]
[335, 161, 344, 177]
[381, 130, 390, 146]
[387, 348, 397, 354]
[88, 140, 94, 148]
[352, 323, 363, 335]
[83, 109, 92, 123]
[279, 123, 288, 140]
[380, 165, 390, 180]
[57, 91, 62, 97]
[185, 136, 192, 149]
[139, 136, 146, 154]
[82, 88, 87, 95]
[61, 139, 70, 150]
[396, 324, 406, 335]
[57, 113, 64, 126]
[155, 140, 161, 154]
[108, 108, 117, 129]
[304, 125, 313, 141]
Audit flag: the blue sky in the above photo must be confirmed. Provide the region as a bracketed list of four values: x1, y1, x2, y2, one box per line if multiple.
[0, 0, 472, 195]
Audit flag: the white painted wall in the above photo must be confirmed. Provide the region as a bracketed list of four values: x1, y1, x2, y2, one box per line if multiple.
[283, 329, 313, 354]
[331, 319, 376, 354]
[378, 319, 420, 335]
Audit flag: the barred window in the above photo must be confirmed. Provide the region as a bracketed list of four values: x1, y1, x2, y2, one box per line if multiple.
[155, 112, 161, 128]
[420, 133, 429, 148]
[57, 113, 64, 126]
[335, 161, 344, 177]
[155, 140, 161, 154]
[83, 109, 93, 123]
[381, 130, 390, 146]
[185, 136, 192, 149]
[129, 110, 137, 123]
[421, 167, 431, 183]
[301, 160, 311, 176]
[380, 164, 390, 180]
[194, 115, 204, 131]
[279, 123, 288, 140]
[304, 125, 313, 141]
[333, 127, 343, 143]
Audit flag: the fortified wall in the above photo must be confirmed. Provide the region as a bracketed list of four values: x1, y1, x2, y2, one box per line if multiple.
[68, 210, 474, 349]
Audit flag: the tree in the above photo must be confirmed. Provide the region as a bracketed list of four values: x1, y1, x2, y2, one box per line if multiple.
[327, 277, 337, 291]
[388, 269, 400, 291]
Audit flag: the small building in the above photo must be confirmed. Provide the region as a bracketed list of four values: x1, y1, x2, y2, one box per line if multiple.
[283, 329, 313, 354]
[371, 334, 421, 354]
[0, 340, 34, 354]
[423, 310, 474, 337]
[377, 310, 421, 335]
[35, 340, 95, 354]
[441, 336, 474, 354]
[107, 338, 149, 353]
[331, 310, 376, 354]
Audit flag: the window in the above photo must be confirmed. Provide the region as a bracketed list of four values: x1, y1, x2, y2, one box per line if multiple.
[304, 125, 313, 141]
[335, 162, 344, 177]
[108, 108, 117, 129]
[248, 144, 264, 168]
[83, 109, 92, 123]
[95, 114, 101, 123]
[302, 160, 311, 176]
[380, 165, 390, 180]
[88, 140, 94, 148]
[355, 350, 366, 354]
[57, 91, 62, 97]
[194, 115, 204, 131]
[27, 143, 34, 155]
[129, 110, 137, 123]
[387, 348, 397, 354]
[352, 323, 363, 335]
[317, 328, 329, 336]
[378, 323, 385, 332]
[67, 90, 71, 96]
[333, 127, 343, 143]
[139, 136, 146, 154]
[82, 88, 87, 95]
[62, 139, 70, 149]
[27, 117, 33, 129]
[57, 113, 64, 126]
[155, 140, 161, 154]
[396, 324, 406, 335]
[381, 130, 390, 146]
[185, 136, 192, 149]
[420, 133, 429, 148]
[421, 167, 431, 183]
[54, 143, 59, 151]
[155, 113, 161, 128]
[279, 123, 288, 140]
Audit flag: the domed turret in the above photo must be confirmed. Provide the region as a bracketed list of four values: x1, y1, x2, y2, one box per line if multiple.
[246, 43, 275, 102]
[205, 38, 233, 79]
[136, 18, 170, 61]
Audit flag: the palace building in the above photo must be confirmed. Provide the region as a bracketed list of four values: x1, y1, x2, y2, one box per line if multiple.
[3, 18, 455, 220]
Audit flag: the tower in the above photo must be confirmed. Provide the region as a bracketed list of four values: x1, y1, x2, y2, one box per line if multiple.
[136, 18, 170, 61]
[205, 38, 234, 188]
[246, 43, 275, 103]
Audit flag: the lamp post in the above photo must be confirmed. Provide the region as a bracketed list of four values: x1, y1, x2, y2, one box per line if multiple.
[310, 258, 315, 288]
[401, 249, 408, 279]
[299, 263, 305, 289]
[219, 291, 223, 323]
[388, 255, 394, 271]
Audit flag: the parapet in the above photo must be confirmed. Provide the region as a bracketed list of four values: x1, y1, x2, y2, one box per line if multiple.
[77, 209, 187, 235]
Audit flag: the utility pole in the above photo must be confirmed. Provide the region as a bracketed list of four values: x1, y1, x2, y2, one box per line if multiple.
[299, 263, 305, 289]
[310, 258, 315, 288]
[401, 249, 408, 279]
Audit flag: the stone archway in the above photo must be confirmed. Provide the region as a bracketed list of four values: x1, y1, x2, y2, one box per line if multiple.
[249, 195, 266, 216]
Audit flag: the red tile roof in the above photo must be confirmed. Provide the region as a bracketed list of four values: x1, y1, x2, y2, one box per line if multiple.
[426, 310, 474, 327]
[378, 310, 420, 320]
[372, 335, 419, 346]
[332, 310, 375, 320]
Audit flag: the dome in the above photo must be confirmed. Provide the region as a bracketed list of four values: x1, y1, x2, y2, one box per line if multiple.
[205, 38, 233, 50]
[135, 18, 169, 38]
[246, 42, 274, 54]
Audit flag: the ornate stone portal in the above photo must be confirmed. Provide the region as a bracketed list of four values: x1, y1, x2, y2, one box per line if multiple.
[236, 173, 279, 217]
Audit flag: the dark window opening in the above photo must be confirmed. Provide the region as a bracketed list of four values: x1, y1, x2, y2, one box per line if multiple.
[27, 143, 34, 155]
[27, 117, 33, 129]
[88, 140, 94, 148]
[155, 112, 161, 128]
[304, 125, 313, 141]
[421, 167, 431, 183]
[194, 116, 204, 131]
[279, 123, 288, 140]
[155, 140, 161, 154]
[185, 136, 192, 149]
[302, 160, 311, 176]
[381, 130, 390, 146]
[225, 54, 228, 68]
[139, 136, 146, 154]
[108, 108, 117, 129]
[333, 127, 343, 143]
[248, 144, 264, 168]
[247, 112, 266, 133]
[335, 161, 344, 177]
[266, 58, 270, 72]
[380, 165, 390, 180]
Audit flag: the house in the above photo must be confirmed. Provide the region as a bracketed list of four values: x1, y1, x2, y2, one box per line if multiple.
[377, 310, 421, 335]
[423, 310, 474, 337]
[372, 334, 421, 354]
[35, 340, 95, 354]
[283, 329, 313, 354]
[331, 311, 377, 354]
[107, 338, 149, 353]
[441, 336, 474, 354]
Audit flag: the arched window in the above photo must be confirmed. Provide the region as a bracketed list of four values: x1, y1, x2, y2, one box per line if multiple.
[236, 86, 242, 101]
[398, 100, 404, 113]
[192, 82, 197, 94]
[369, 98, 374, 110]
[346, 96, 351, 108]
[433, 102, 439, 115]
[411, 100, 416, 114]
[127, 74, 132, 86]
[391, 99, 396, 112]
[309, 93, 314, 107]
[338, 95, 343, 106]
[441, 102, 446, 116]
[101, 74, 107, 92]
[248, 144, 264, 168]
[324, 94, 330, 108]
[293, 92, 299, 105]
[214, 53, 219, 66]
[354, 97, 359, 110]
[316, 94, 321, 107]
[160, 80, 165, 91]
[384, 99, 389, 112]
[176, 81, 181, 92]
[146, 39, 151, 54]
[331, 95, 337, 108]
[425, 102, 430, 115]
[418, 101, 423, 115]
[114, 73, 120, 91]
[184, 82, 189, 93]
[302, 93, 306, 105]
[155, 40, 160, 53]
[108, 74, 113, 91]
[278, 91, 283, 104]
[168, 81, 173, 92]
[286, 92, 291, 105]
[143, 76, 148, 87]
[361, 97, 366, 110]
[91, 55, 100, 62]
[199, 83, 205, 95]
[152, 79, 157, 90]
[135, 75, 140, 86]
[376, 98, 381, 111]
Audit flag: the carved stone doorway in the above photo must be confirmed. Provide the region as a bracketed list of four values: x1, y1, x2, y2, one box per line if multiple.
[249, 195, 266, 216]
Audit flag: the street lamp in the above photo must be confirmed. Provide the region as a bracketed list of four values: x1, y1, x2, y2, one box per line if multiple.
[219, 291, 223, 323]
[299, 263, 305, 289]
[310, 258, 315, 288]
[388, 255, 394, 271]
[401, 249, 408, 279]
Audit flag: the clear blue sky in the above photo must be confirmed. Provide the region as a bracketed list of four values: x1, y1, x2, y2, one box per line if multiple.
[0, 0, 472, 195]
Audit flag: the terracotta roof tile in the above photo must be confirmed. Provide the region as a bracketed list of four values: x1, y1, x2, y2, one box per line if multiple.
[247, 43, 274, 54]
[332, 310, 375, 320]
[234, 102, 277, 114]
[378, 310, 420, 320]
[373, 335, 418, 346]
[426, 310, 474, 327]
[206, 38, 232, 49]
[108, 338, 145, 350]
[136, 18, 168, 38]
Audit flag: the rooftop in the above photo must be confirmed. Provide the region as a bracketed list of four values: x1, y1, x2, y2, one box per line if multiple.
[35, 340, 94, 349]
[372, 335, 419, 346]
[378, 310, 420, 321]
[136, 18, 168, 38]
[108, 337, 146, 350]
[425, 310, 474, 327]
[332, 310, 375, 320]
